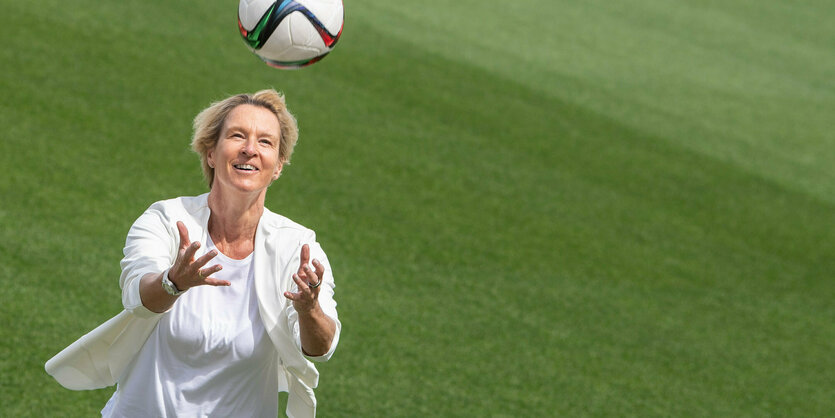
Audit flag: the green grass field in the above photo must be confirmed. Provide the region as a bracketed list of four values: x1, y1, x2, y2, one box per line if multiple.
[1, 0, 833, 416]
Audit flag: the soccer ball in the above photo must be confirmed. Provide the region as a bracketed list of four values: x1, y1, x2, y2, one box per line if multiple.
[238, 0, 344, 69]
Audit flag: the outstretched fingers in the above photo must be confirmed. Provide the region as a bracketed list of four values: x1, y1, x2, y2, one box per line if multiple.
[296, 244, 324, 285]
[284, 273, 305, 301]
[194, 249, 218, 270]
[300, 244, 311, 267]
[170, 221, 229, 289]
[197, 263, 229, 286]
[191, 249, 229, 287]
[203, 275, 231, 287]
[177, 222, 205, 266]
[284, 244, 326, 305]
[176, 221, 191, 251]
[311, 259, 325, 286]
[301, 262, 323, 288]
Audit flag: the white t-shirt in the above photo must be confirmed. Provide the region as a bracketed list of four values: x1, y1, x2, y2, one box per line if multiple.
[102, 236, 279, 418]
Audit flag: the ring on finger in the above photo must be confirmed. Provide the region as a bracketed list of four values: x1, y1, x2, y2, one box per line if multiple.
[198, 269, 205, 279]
[308, 279, 322, 289]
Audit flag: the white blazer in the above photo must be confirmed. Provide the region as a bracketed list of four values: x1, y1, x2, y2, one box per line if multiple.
[45, 194, 341, 418]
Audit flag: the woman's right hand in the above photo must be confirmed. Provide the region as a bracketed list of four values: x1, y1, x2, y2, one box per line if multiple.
[168, 221, 228, 291]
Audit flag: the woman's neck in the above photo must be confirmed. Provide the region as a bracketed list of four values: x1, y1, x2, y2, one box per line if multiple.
[206, 188, 265, 259]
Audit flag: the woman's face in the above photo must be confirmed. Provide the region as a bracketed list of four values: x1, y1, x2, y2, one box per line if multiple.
[208, 104, 282, 194]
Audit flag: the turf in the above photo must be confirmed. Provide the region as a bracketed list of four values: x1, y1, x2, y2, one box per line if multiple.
[1, 0, 833, 416]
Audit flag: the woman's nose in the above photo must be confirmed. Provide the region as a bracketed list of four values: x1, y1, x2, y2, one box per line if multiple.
[241, 139, 257, 156]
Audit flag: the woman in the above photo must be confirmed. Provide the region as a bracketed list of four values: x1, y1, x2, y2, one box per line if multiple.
[46, 90, 340, 418]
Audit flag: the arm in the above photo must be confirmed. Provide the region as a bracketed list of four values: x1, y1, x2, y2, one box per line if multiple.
[284, 243, 339, 358]
[121, 209, 228, 315]
[120, 208, 176, 317]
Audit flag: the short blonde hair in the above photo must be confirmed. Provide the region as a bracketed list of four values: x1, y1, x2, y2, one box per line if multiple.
[191, 89, 299, 188]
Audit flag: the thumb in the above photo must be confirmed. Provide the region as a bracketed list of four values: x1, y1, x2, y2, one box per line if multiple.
[176, 221, 191, 250]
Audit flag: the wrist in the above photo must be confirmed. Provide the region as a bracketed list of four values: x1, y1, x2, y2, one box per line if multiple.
[161, 267, 186, 296]
[295, 301, 324, 318]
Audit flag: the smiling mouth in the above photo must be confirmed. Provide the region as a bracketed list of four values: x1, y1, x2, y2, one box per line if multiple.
[233, 164, 258, 171]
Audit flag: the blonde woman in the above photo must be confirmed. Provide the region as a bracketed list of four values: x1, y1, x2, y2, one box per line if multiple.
[47, 90, 340, 418]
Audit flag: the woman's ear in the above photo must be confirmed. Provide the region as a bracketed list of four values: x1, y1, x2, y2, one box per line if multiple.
[272, 161, 283, 180]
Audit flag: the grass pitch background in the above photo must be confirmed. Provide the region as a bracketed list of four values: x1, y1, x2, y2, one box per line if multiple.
[1, 0, 834, 416]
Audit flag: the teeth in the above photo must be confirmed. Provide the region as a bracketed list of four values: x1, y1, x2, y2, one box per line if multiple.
[235, 164, 257, 171]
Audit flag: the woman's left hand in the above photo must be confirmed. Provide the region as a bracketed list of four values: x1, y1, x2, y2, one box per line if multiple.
[283, 243, 336, 356]
[284, 244, 326, 313]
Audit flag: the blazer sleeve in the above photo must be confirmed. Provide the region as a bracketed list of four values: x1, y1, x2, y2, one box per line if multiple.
[285, 231, 342, 362]
[119, 205, 177, 318]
